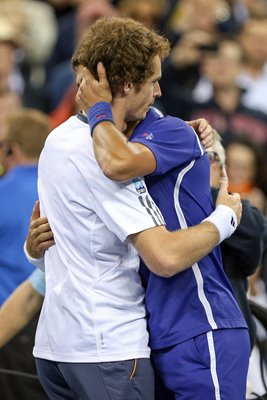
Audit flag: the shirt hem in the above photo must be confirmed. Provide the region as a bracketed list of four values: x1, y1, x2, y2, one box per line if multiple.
[149, 320, 248, 350]
[33, 349, 151, 363]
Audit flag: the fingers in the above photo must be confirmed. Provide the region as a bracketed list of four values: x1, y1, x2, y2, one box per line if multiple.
[79, 65, 112, 104]
[199, 122, 214, 148]
[26, 217, 54, 259]
[202, 135, 213, 149]
[38, 239, 55, 252]
[220, 167, 228, 182]
[83, 63, 107, 87]
[30, 220, 52, 235]
[30, 200, 40, 223]
[196, 118, 208, 133]
[30, 217, 50, 231]
[97, 62, 108, 83]
[187, 118, 214, 149]
[82, 67, 95, 82]
[188, 118, 210, 134]
[230, 192, 242, 224]
[218, 172, 229, 193]
[36, 232, 55, 248]
[31, 229, 54, 246]
[29, 214, 54, 245]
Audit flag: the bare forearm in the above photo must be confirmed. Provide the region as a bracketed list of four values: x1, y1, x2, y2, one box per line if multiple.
[0, 281, 43, 348]
[130, 221, 220, 278]
[92, 122, 156, 180]
[92, 122, 131, 180]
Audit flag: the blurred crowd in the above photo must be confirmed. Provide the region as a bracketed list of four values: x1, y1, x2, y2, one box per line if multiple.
[0, 0, 267, 398]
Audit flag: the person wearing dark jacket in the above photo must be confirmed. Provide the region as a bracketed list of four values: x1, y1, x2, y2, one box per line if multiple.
[209, 132, 267, 350]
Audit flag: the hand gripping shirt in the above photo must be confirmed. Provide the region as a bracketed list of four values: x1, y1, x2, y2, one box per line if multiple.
[131, 107, 247, 350]
[33, 114, 165, 362]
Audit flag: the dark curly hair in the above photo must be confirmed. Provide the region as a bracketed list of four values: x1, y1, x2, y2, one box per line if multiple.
[71, 16, 170, 95]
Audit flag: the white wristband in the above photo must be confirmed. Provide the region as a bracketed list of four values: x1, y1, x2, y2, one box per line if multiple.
[23, 241, 45, 271]
[202, 204, 238, 244]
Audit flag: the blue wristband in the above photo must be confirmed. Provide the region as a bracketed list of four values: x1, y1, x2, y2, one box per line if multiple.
[87, 102, 114, 136]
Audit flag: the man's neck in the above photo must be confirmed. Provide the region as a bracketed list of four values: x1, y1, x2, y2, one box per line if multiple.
[124, 121, 141, 139]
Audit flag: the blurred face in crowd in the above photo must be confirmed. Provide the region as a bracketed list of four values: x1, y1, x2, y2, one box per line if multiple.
[184, 0, 220, 33]
[118, 0, 166, 29]
[226, 142, 257, 186]
[239, 19, 267, 67]
[201, 41, 243, 88]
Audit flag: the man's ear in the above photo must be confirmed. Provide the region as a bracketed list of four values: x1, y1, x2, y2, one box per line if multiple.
[122, 82, 133, 94]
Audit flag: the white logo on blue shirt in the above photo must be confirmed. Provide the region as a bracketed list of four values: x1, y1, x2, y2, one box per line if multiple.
[141, 132, 154, 140]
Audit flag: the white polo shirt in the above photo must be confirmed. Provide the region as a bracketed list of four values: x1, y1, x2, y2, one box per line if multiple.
[33, 115, 164, 363]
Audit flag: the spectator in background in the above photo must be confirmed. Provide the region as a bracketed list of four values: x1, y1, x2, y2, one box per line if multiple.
[226, 136, 267, 215]
[226, 132, 267, 398]
[0, 88, 22, 176]
[0, 1, 58, 111]
[117, 0, 168, 30]
[237, 17, 267, 115]
[209, 131, 266, 350]
[0, 17, 24, 96]
[159, 0, 223, 102]
[0, 109, 50, 400]
[160, 38, 267, 153]
[0, 0, 58, 68]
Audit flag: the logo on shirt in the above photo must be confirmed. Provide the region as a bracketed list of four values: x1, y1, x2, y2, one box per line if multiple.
[141, 131, 154, 140]
[133, 178, 146, 194]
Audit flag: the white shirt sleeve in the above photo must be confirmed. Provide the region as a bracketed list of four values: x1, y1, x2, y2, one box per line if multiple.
[91, 176, 165, 242]
[23, 241, 45, 271]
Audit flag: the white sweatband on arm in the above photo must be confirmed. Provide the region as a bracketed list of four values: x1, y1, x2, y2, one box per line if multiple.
[202, 204, 238, 244]
[23, 241, 45, 271]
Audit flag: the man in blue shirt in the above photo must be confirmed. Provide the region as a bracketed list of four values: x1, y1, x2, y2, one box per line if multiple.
[0, 108, 50, 400]
[75, 17, 250, 400]
[0, 110, 50, 304]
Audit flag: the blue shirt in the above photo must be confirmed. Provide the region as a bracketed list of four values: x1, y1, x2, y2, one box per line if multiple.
[131, 108, 247, 350]
[0, 166, 38, 304]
